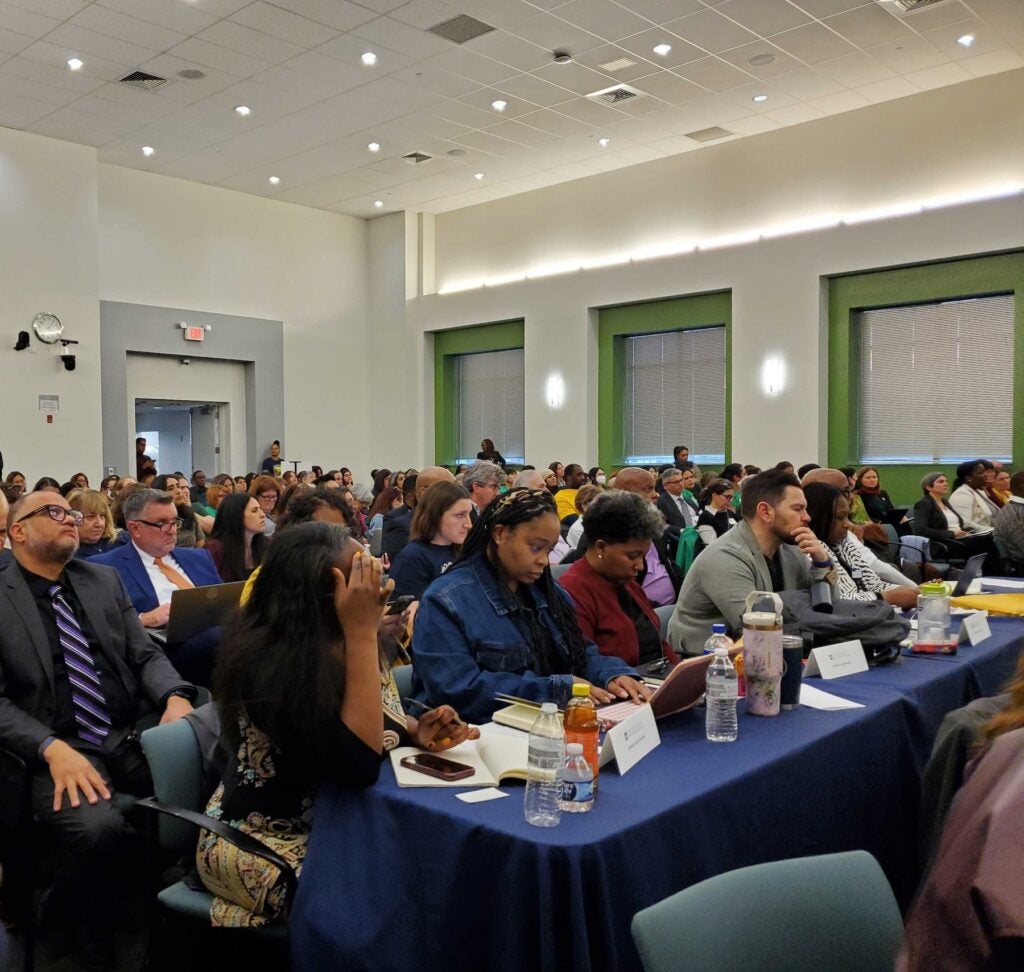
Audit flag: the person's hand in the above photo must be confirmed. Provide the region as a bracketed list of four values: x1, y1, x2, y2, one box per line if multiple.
[791, 525, 830, 564]
[412, 705, 480, 752]
[380, 601, 417, 637]
[954, 530, 968, 539]
[882, 586, 922, 611]
[43, 739, 111, 812]
[606, 676, 653, 703]
[160, 695, 193, 725]
[332, 552, 392, 644]
[140, 603, 171, 628]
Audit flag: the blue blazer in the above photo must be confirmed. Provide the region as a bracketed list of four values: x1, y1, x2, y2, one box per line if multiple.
[91, 543, 221, 615]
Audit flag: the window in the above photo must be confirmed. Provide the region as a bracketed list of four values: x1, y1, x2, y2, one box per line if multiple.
[857, 295, 1013, 462]
[454, 348, 525, 464]
[622, 326, 726, 465]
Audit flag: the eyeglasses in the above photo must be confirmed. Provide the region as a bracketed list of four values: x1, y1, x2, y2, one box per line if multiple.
[15, 505, 84, 526]
[135, 517, 184, 533]
[258, 492, 278, 502]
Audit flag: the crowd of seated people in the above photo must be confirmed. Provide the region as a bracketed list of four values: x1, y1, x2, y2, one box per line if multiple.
[2, 441, 1021, 966]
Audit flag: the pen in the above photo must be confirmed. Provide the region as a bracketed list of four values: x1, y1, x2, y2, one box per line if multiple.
[403, 697, 466, 727]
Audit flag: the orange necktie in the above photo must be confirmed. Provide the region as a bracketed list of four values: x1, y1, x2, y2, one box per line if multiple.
[154, 556, 194, 590]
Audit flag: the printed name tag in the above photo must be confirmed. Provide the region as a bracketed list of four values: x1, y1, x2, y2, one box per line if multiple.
[599, 703, 660, 775]
[804, 640, 868, 680]
[958, 611, 991, 645]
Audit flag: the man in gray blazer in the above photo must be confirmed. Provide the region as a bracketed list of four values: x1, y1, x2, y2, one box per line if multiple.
[668, 469, 835, 655]
[0, 491, 195, 969]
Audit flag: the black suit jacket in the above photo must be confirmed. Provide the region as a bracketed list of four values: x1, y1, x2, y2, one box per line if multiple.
[381, 505, 414, 560]
[0, 559, 190, 764]
[912, 496, 964, 542]
[658, 491, 696, 530]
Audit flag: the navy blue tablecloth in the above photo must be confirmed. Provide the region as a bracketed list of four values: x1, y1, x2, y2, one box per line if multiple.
[290, 619, 1023, 972]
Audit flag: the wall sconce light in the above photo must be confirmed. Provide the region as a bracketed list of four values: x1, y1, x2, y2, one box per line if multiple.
[546, 373, 565, 408]
[761, 356, 786, 397]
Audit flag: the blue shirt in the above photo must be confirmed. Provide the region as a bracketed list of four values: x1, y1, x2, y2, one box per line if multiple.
[388, 540, 455, 600]
[411, 556, 638, 722]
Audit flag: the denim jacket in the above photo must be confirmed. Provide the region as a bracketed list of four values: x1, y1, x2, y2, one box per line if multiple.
[412, 557, 638, 723]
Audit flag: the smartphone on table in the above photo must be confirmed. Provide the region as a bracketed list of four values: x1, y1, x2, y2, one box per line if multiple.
[400, 753, 475, 781]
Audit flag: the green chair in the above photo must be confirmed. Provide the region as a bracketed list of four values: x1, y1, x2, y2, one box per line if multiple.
[631, 850, 903, 972]
[654, 605, 674, 642]
[138, 718, 295, 962]
[392, 663, 415, 700]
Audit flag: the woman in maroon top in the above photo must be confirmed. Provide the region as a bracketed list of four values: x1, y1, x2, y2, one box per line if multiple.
[559, 490, 679, 670]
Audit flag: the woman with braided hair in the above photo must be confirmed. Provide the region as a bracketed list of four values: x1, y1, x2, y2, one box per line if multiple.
[411, 487, 650, 722]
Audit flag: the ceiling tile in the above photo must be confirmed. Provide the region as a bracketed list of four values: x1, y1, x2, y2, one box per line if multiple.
[716, 0, 811, 37]
[770, 22, 859, 64]
[46, 22, 161, 65]
[807, 89, 872, 113]
[266, 49, 368, 89]
[724, 114, 780, 136]
[97, 0, 219, 35]
[314, 31, 414, 74]
[484, 117, 559, 145]
[617, 28, 706, 68]
[676, 55, 754, 91]
[452, 0, 541, 31]
[432, 97, 505, 128]
[855, 75, 921, 102]
[0, 90, 62, 127]
[6, 0, 86, 19]
[68, 5, 187, 52]
[0, 28, 33, 55]
[464, 29, 553, 72]
[896, 0, 974, 33]
[516, 107, 591, 135]
[823, 5, 914, 48]
[959, 47, 1024, 77]
[922, 21, 1001, 60]
[350, 16, 452, 59]
[664, 9, 758, 54]
[718, 42, 803, 77]
[229, 1, 339, 49]
[552, 0, 652, 43]
[457, 84, 535, 119]
[390, 63, 480, 98]
[197, 21, 305, 64]
[167, 37, 271, 77]
[788, 0, 868, 16]
[530, 60, 617, 95]
[867, 35, 947, 73]
[347, 0, 406, 13]
[19, 38, 134, 81]
[551, 94, 629, 124]
[0, 52, 104, 93]
[449, 127, 525, 154]
[389, 0, 461, 31]
[266, 0, 378, 32]
[816, 50, 895, 86]
[508, 12, 604, 56]
[422, 46, 519, 85]
[497, 71, 576, 106]
[722, 80, 798, 110]
[624, 0, 706, 25]
[634, 71, 706, 106]
[0, 70, 81, 107]
[770, 67, 845, 99]
[571, 43, 661, 83]
[0, 2, 62, 39]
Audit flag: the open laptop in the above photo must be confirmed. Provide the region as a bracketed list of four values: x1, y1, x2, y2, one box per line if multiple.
[165, 581, 245, 643]
[596, 653, 720, 728]
[950, 553, 987, 598]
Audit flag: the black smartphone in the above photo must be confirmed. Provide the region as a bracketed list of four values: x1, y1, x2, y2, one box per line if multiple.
[385, 594, 415, 616]
[400, 753, 475, 781]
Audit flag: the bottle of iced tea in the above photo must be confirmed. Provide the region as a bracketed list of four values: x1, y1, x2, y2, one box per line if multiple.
[564, 683, 600, 786]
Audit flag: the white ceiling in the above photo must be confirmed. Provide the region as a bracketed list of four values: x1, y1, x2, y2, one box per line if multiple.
[0, 0, 1021, 218]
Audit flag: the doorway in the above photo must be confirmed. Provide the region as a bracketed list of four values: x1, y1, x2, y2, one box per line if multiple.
[135, 400, 229, 478]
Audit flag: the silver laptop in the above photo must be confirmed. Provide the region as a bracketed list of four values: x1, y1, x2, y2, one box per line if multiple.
[166, 581, 245, 643]
[951, 553, 987, 598]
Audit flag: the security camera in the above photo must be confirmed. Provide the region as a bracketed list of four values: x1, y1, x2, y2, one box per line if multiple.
[60, 347, 76, 371]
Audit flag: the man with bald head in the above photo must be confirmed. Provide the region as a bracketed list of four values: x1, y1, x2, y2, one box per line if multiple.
[801, 468, 916, 587]
[382, 466, 456, 560]
[0, 491, 195, 967]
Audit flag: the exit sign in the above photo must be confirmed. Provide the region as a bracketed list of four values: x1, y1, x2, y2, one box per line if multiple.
[184, 326, 205, 342]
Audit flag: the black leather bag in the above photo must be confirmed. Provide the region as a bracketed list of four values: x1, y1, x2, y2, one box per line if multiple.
[779, 589, 910, 664]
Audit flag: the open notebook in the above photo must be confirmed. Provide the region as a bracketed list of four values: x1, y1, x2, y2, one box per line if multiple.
[390, 724, 528, 788]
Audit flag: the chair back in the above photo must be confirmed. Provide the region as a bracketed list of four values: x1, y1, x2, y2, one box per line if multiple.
[369, 530, 383, 556]
[550, 562, 571, 582]
[654, 605, 674, 642]
[392, 664, 414, 700]
[141, 719, 206, 854]
[631, 850, 902, 972]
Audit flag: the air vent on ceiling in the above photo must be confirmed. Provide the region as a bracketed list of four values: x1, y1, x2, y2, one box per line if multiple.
[586, 83, 642, 105]
[880, 0, 949, 12]
[428, 14, 495, 44]
[684, 126, 734, 143]
[403, 151, 433, 165]
[119, 71, 168, 90]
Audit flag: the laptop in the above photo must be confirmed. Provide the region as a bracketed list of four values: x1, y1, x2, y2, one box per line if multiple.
[165, 581, 245, 643]
[950, 553, 987, 598]
[596, 652, 720, 728]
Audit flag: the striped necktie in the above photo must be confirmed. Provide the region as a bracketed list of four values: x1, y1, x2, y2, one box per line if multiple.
[48, 584, 112, 747]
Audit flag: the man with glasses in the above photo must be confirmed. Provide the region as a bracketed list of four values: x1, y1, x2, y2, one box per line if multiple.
[658, 468, 699, 531]
[93, 488, 221, 685]
[0, 491, 194, 969]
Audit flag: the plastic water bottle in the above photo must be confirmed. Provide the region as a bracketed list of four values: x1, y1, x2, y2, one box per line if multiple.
[557, 743, 595, 813]
[524, 702, 565, 827]
[705, 648, 738, 742]
[703, 623, 734, 655]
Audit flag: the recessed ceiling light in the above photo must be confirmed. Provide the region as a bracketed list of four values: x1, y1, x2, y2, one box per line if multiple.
[367, 141, 380, 152]
[553, 50, 573, 64]
[598, 137, 610, 147]
[491, 99, 507, 112]
[752, 94, 768, 103]
[361, 51, 377, 66]
[268, 176, 280, 185]
[957, 33, 975, 48]
[373, 199, 384, 208]
[652, 43, 672, 57]
[474, 172, 484, 180]
[67, 57, 83, 71]
[235, 105, 250, 116]
[141, 146, 155, 156]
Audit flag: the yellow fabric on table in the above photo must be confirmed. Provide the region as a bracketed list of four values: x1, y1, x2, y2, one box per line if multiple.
[950, 593, 1024, 616]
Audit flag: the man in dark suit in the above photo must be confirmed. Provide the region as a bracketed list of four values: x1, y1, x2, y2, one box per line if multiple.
[658, 467, 699, 531]
[92, 488, 221, 686]
[1, 491, 194, 969]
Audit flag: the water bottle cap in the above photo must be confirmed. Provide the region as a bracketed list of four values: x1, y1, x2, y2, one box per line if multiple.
[566, 743, 583, 755]
[711, 624, 726, 635]
[571, 683, 591, 697]
[540, 702, 558, 714]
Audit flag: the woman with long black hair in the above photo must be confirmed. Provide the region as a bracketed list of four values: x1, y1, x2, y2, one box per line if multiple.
[411, 487, 649, 722]
[204, 492, 268, 582]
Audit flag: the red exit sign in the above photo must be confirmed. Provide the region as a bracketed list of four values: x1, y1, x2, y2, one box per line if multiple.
[184, 326, 205, 342]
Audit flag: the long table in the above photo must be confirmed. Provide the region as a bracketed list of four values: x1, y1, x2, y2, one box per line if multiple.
[290, 617, 1023, 972]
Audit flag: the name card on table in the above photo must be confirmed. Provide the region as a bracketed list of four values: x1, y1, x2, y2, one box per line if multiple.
[599, 703, 660, 775]
[958, 611, 991, 646]
[804, 640, 868, 680]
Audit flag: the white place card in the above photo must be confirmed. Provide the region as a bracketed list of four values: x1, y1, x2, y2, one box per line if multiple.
[798, 684, 865, 711]
[958, 611, 991, 645]
[598, 703, 660, 775]
[455, 787, 508, 804]
[804, 640, 869, 680]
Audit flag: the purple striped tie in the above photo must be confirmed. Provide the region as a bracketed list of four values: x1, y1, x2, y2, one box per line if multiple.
[49, 584, 112, 747]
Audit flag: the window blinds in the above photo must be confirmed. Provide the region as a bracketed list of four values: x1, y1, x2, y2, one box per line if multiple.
[455, 348, 525, 464]
[623, 326, 726, 464]
[857, 295, 1013, 463]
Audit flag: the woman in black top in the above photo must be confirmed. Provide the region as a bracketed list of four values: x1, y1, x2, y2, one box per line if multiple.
[476, 438, 506, 466]
[854, 467, 896, 523]
[204, 492, 267, 582]
[696, 479, 739, 546]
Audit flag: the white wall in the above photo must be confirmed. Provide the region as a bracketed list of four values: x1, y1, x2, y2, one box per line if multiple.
[97, 166, 373, 478]
[408, 70, 1024, 470]
[0, 128, 101, 483]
